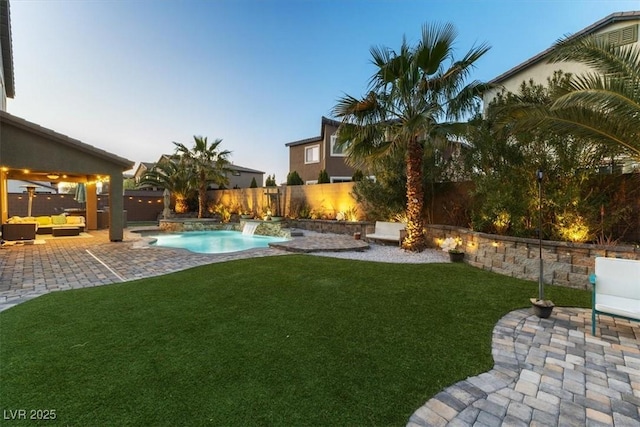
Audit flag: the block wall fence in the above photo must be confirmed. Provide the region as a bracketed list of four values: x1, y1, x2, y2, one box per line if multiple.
[210, 183, 360, 219]
[7, 190, 165, 222]
[6, 186, 639, 290]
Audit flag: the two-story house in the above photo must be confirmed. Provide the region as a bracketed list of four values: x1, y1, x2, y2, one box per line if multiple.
[133, 155, 265, 189]
[285, 116, 359, 184]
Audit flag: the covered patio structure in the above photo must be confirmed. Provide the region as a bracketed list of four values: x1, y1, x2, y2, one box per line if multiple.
[0, 110, 134, 241]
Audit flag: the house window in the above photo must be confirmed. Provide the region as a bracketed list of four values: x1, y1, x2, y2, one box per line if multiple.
[305, 180, 318, 185]
[232, 170, 241, 176]
[305, 145, 320, 164]
[330, 134, 350, 157]
[330, 176, 352, 183]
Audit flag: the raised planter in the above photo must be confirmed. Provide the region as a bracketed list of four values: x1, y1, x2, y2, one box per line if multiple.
[426, 224, 640, 290]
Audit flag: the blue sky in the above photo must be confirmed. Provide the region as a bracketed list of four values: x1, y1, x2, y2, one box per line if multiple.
[7, 0, 639, 183]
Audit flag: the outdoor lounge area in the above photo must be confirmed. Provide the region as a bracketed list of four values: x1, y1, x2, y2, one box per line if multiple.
[2, 214, 86, 239]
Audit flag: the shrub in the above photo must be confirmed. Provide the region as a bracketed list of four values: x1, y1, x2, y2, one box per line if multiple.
[317, 169, 330, 184]
[287, 171, 304, 185]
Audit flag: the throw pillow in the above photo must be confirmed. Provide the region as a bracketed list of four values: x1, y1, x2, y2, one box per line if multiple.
[51, 215, 67, 225]
[36, 216, 52, 226]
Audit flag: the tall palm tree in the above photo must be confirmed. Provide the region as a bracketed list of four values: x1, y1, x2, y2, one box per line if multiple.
[513, 35, 640, 158]
[174, 136, 231, 218]
[333, 23, 490, 251]
[138, 158, 195, 214]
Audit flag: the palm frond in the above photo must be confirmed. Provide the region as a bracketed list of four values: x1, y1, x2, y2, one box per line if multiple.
[416, 22, 457, 75]
[550, 35, 640, 82]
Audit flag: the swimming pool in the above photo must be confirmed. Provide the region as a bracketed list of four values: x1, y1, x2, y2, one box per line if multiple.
[148, 230, 289, 254]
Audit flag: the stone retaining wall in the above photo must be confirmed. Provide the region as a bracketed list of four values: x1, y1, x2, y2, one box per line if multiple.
[240, 220, 290, 238]
[158, 218, 290, 238]
[426, 225, 639, 289]
[287, 219, 372, 236]
[157, 218, 639, 289]
[159, 219, 228, 232]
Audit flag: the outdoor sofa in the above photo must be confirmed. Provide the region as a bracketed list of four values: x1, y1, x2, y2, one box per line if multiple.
[4, 215, 85, 236]
[33, 215, 85, 234]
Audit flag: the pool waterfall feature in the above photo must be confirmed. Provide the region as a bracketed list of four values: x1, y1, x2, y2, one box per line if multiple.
[242, 222, 259, 236]
[158, 218, 290, 238]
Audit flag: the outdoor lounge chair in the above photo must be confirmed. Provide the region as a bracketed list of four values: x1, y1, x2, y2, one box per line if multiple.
[1, 222, 37, 241]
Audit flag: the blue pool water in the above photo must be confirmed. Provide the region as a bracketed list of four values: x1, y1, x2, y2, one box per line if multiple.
[149, 230, 288, 254]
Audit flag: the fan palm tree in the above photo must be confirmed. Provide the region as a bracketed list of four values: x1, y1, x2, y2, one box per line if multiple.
[333, 23, 490, 251]
[138, 158, 195, 214]
[511, 35, 640, 158]
[174, 136, 231, 218]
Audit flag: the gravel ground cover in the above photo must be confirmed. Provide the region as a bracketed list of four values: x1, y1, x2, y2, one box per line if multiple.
[303, 231, 451, 263]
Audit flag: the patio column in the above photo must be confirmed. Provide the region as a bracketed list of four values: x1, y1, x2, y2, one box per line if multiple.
[0, 169, 7, 223]
[85, 180, 98, 230]
[108, 173, 124, 242]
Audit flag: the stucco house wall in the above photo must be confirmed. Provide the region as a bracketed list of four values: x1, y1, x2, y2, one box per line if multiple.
[288, 138, 323, 183]
[1, 0, 15, 112]
[220, 166, 264, 189]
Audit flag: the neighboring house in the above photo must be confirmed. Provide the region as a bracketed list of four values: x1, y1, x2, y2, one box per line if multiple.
[285, 116, 358, 184]
[134, 155, 264, 189]
[132, 162, 160, 190]
[132, 162, 155, 184]
[221, 163, 265, 189]
[483, 10, 640, 173]
[485, 11, 639, 99]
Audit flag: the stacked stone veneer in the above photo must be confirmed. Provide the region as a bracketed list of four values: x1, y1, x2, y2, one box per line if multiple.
[158, 219, 290, 238]
[287, 219, 371, 236]
[426, 225, 639, 289]
[240, 220, 290, 238]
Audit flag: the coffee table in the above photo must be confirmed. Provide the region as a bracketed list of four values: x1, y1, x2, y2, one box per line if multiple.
[52, 226, 81, 237]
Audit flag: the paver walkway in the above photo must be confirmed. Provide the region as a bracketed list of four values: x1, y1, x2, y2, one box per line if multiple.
[0, 228, 368, 311]
[409, 307, 640, 426]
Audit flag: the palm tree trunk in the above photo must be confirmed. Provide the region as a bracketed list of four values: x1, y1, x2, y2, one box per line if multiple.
[175, 196, 188, 214]
[198, 171, 207, 218]
[403, 139, 426, 251]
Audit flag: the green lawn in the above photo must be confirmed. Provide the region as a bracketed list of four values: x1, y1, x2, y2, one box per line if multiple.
[0, 255, 590, 426]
